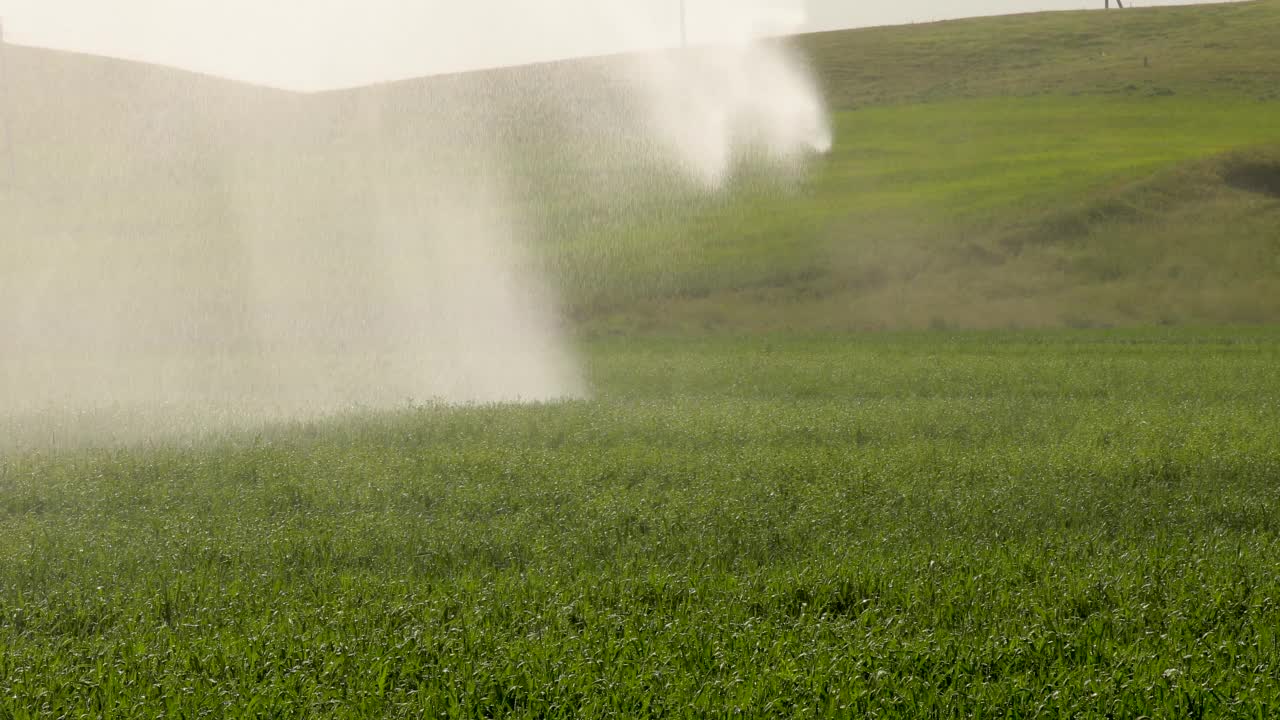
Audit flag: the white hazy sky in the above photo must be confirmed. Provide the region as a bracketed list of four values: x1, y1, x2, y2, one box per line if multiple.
[0, 0, 1240, 90]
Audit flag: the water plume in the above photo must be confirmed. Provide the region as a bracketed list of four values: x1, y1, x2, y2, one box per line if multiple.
[0, 0, 828, 447]
[617, 6, 832, 186]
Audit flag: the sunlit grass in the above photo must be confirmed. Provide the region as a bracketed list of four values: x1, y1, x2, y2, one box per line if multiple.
[3, 329, 1279, 716]
[4, 3, 1280, 716]
[537, 96, 1280, 332]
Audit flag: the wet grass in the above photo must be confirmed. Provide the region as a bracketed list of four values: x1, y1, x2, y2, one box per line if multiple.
[4, 4, 1280, 716]
[3, 328, 1280, 717]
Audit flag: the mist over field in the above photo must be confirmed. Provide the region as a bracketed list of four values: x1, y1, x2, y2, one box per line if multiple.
[0, 0, 828, 441]
[2, 1, 1280, 716]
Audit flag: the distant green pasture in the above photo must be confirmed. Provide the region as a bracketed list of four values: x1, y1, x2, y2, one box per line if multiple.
[540, 96, 1280, 331]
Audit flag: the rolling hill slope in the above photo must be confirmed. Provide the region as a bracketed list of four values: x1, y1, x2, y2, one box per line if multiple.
[2, 0, 1278, 333]
[801, 0, 1280, 108]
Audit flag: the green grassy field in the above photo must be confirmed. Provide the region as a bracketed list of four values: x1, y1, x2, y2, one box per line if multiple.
[5, 1, 1280, 717]
[550, 97, 1280, 332]
[543, 0, 1280, 332]
[4, 329, 1280, 717]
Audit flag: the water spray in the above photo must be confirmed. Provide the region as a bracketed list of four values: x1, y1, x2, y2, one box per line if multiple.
[0, 0, 829, 442]
[0, 18, 16, 185]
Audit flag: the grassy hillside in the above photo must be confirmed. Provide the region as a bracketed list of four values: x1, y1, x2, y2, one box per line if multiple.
[539, 0, 1280, 332]
[582, 100, 1280, 332]
[2, 1, 1279, 333]
[801, 0, 1280, 108]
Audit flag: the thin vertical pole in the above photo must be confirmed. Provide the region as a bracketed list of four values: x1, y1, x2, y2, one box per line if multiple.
[679, 0, 687, 47]
[0, 19, 14, 185]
